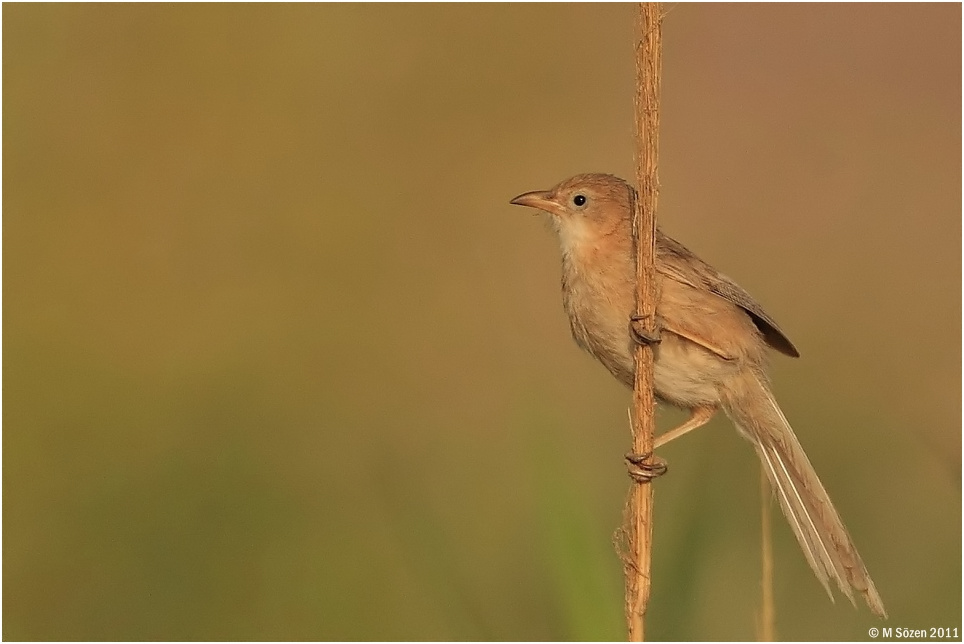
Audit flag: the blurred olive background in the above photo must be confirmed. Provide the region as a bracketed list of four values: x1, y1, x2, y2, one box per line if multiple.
[4, 3, 960, 641]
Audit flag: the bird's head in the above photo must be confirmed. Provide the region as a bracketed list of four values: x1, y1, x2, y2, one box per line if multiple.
[510, 173, 634, 251]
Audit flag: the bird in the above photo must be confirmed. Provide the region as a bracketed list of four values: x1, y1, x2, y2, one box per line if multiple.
[510, 172, 886, 618]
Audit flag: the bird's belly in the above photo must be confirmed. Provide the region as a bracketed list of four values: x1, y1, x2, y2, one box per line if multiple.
[652, 332, 731, 408]
[570, 307, 729, 409]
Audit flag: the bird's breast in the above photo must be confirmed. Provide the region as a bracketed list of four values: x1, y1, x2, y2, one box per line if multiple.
[560, 248, 637, 386]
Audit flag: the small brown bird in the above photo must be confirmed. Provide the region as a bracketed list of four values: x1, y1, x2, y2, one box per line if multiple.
[511, 173, 885, 618]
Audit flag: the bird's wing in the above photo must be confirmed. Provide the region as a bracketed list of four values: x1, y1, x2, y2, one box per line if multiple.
[656, 230, 800, 358]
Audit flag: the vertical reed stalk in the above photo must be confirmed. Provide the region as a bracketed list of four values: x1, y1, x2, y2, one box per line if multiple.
[624, 3, 662, 641]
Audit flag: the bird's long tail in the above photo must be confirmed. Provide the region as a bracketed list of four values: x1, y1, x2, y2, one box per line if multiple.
[720, 370, 887, 618]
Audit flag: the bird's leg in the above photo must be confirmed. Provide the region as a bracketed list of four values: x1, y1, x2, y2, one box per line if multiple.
[629, 314, 661, 345]
[654, 405, 717, 449]
[660, 324, 735, 362]
[624, 404, 716, 481]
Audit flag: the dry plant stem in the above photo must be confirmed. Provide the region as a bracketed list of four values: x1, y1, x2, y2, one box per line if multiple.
[625, 3, 662, 642]
[759, 465, 776, 641]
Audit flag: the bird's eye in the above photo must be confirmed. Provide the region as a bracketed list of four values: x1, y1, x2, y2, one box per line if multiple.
[572, 194, 587, 207]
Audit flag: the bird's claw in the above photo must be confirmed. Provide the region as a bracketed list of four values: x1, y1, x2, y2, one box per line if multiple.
[629, 315, 662, 345]
[625, 452, 668, 483]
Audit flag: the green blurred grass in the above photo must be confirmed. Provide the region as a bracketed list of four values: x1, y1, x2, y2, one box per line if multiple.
[4, 3, 961, 640]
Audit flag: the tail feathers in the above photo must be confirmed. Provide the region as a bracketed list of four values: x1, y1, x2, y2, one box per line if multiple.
[722, 371, 887, 619]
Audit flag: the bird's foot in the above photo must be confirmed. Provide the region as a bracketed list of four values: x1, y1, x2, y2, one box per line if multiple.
[625, 452, 668, 483]
[629, 315, 661, 345]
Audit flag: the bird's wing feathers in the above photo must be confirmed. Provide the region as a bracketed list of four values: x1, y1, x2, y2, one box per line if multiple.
[656, 230, 800, 358]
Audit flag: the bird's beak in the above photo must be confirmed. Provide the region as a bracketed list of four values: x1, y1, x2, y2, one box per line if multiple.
[509, 190, 565, 217]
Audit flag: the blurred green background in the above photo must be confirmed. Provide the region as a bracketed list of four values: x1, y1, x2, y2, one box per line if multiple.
[4, 3, 960, 641]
